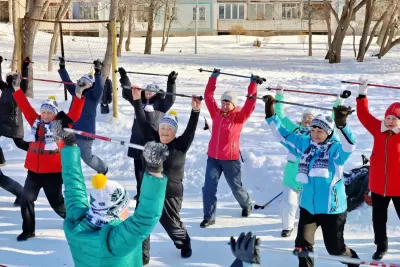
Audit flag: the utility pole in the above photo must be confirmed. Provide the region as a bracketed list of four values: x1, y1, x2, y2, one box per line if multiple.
[195, 0, 198, 54]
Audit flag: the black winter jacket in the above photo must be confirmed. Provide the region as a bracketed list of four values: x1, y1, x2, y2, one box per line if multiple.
[120, 75, 175, 158]
[133, 99, 199, 197]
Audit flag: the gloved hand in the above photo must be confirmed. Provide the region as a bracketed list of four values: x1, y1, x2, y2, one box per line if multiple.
[143, 141, 169, 173]
[333, 105, 352, 129]
[250, 74, 265, 85]
[336, 90, 351, 106]
[6, 72, 21, 89]
[262, 94, 275, 118]
[230, 232, 261, 266]
[59, 57, 65, 69]
[358, 77, 369, 96]
[211, 68, 220, 79]
[157, 89, 166, 99]
[51, 116, 76, 146]
[118, 67, 127, 77]
[364, 192, 372, 206]
[276, 84, 284, 96]
[22, 57, 31, 70]
[93, 59, 102, 75]
[75, 79, 91, 98]
[0, 81, 6, 90]
[168, 71, 178, 84]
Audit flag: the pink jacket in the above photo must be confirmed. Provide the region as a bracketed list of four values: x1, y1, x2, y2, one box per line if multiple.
[205, 77, 257, 160]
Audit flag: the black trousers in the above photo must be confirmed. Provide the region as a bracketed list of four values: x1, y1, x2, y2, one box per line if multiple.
[142, 197, 191, 262]
[0, 169, 23, 197]
[372, 192, 400, 247]
[134, 158, 144, 196]
[295, 208, 359, 267]
[20, 171, 66, 233]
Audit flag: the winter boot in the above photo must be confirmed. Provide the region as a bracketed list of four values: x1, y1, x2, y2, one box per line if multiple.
[0, 148, 5, 167]
[181, 248, 192, 258]
[372, 240, 388, 261]
[242, 206, 252, 217]
[346, 248, 360, 267]
[281, 229, 293, 237]
[200, 219, 215, 228]
[17, 231, 35, 242]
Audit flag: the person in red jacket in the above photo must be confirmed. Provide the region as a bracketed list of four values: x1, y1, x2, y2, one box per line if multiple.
[356, 77, 400, 261]
[201, 68, 264, 228]
[12, 74, 86, 241]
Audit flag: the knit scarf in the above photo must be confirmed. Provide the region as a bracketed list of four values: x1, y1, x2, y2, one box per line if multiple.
[25, 119, 58, 150]
[294, 125, 311, 135]
[296, 140, 333, 184]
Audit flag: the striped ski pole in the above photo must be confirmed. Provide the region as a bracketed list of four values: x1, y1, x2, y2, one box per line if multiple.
[21, 77, 76, 85]
[341, 80, 400, 90]
[254, 191, 283, 210]
[198, 68, 266, 81]
[266, 86, 338, 97]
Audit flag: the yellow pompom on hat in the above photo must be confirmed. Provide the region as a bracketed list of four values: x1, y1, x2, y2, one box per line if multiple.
[160, 110, 178, 132]
[48, 95, 56, 101]
[91, 173, 108, 189]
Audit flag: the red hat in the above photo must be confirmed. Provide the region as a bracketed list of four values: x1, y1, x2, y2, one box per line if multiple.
[385, 102, 400, 118]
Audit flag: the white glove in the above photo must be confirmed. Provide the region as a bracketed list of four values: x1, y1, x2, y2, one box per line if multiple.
[358, 77, 369, 95]
[276, 84, 284, 96]
[144, 105, 154, 112]
[336, 92, 345, 105]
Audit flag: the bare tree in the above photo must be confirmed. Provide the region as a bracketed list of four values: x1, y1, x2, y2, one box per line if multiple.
[376, 1, 400, 58]
[102, 0, 119, 80]
[47, 0, 73, 71]
[308, 0, 312, 56]
[10, 0, 19, 71]
[160, 0, 176, 51]
[324, 0, 367, 63]
[357, 0, 376, 61]
[125, 7, 135, 51]
[117, 0, 128, 57]
[144, 0, 156, 54]
[323, 0, 333, 59]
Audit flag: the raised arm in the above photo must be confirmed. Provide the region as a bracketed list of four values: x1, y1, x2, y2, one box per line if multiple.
[235, 81, 257, 123]
[66, 96, 85, 122]
[20, 59, 30, 94]
[118, 68, 135, 107]
[133, 98, 159, 141]
[274, 93, 298, 131]
[89, 60, 104, 101]
[154, 71, 177, 112]
[12, 89, 38, 126]
[108, 172, 167, 256]
[58, 68, 76, 96]
[333, 125, 356, 166]
[356, 96, 381, 136]
[61, 146, 89, 221]
[176, 108, 200, 153]
[204, 77, 220, 119]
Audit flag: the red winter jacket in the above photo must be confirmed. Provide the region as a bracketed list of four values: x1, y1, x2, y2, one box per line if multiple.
[13, 89, 85, 174]
[356, 97, 400, 196]
[204, 77, 257, 161]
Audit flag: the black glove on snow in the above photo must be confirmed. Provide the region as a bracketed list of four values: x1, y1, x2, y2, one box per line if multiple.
[262, 95, 275, 118]
[230, 232, 261, 266]
[143, 141, 169, 173]
[59, 57, 65, 69]
[51, 116, 76, 146]
[333, 105, 352, 129]
[118, 67, 127, 77]
[168, 71, 178, 84]
[93, 59, 102, 75]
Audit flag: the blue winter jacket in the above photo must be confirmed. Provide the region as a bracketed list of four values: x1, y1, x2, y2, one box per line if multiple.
[266, 115, 356, 215]
[59, 69, 104, 140]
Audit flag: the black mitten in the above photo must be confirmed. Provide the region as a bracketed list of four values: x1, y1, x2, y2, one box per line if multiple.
[262, 95, 275, 118]
[333, 105, 352, 129]
[168, 71, 178, 84]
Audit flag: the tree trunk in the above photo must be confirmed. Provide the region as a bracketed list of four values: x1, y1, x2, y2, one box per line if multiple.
[376, 3, 394, 46]
[102, 0, 118, 80]
[357, 0, 375, 62]
[323, 0, 332, 60]
[11, 0, 18, 71]
[117, 7, 126, 57]
[48, 2, 72, 72]
[308, 0, 312, 56]
[378, 3, 398, 58]
[365, 14, 385, 54]
[161, 0, 168, 52]
[144, 0, 155, 55]
[349, 24, 356, 57]
[161, 0, 175, 51]
[39, 0, 51, 20]
[125, 8, 134, 51]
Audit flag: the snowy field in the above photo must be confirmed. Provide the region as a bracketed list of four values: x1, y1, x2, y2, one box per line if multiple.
[0, 23, 400, 266]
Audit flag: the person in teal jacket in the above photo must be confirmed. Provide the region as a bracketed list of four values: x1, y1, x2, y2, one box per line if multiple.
[263, 95, 360, 267]
[273, 85, 350, 237]
[51, 116, 169, 267]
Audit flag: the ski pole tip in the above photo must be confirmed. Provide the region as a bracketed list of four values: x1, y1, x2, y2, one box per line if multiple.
[198, 68, 203, 72]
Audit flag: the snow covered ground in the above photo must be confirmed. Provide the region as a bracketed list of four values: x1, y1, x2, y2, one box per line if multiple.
[0, 23, 400, 266]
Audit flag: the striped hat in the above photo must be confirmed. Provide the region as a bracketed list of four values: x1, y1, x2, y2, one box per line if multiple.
[160, 110, 178, 133]
[40, 96, 58, 114]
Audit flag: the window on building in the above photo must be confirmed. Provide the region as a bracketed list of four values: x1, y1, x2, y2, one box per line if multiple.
[302, 3, 325, 20]
[193, 6, 206, 21]
[79, 5, 99, 19]
[248, 3, 274, 20]
[282, 3, 301, 19]
[219, 3, 245, 20]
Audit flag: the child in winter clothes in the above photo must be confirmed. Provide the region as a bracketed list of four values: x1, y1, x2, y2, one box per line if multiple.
[131, 87, 199, 263]
[263, 95, 360, 267]
[356, 78, 400, 261]
[273, 85, 350, 237]
[0, 57, 31, 206]
[12, 74, 86, 241]
[51, 118, 169, 267]
[58, 57, 108, 174]
[118, 67, 176, 200]
[201, 68, 264, 228]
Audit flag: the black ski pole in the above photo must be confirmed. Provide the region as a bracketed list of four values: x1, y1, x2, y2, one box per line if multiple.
[247, 95, 355, 113]
[115, 69, 169, 77]
[254, 191, 283, 210]
[204, 117, 244, 163]
[198, 68, 266, 82]
[52, 58, 93, 65]
[59, 22, 68, 101]
[3, 58, 34, 64]
[128, 85, 203, 101]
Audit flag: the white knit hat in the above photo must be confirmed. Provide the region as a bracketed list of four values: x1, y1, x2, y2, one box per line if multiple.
[310, 114, 334, 135]
[86, 174, 130, 228]
[40, 97, 59, 114]
[159, 110, 178, 133]
[78, 74, 95, 87]
[302, 109, 316, 119]
[221, 91, 238, 107]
